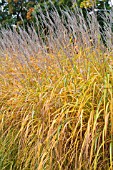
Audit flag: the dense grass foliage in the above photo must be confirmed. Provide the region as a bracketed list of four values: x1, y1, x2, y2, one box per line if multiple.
[0, 47, 113, 170]
[0, 7, 113, 170]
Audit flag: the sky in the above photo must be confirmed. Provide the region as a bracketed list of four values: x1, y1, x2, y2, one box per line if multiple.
[109, 0, 113, 6]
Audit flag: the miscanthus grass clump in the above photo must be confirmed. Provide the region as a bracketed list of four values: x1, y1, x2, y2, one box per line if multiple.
[0, 6, 113, 170]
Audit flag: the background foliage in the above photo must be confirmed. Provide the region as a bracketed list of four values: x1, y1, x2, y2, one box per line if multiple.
[0, 0, 112, 29]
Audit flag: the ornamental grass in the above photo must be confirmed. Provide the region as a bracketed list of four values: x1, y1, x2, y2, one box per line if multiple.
[0, 6, 113, 170]
[0, 46, 113, 170]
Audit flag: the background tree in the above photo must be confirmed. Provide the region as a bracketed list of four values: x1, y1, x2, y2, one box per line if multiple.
[0, 0, 38, 28]
[0, 0, 112, 36]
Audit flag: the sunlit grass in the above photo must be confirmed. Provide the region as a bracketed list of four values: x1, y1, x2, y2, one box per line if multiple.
[0, 45, 113, 170]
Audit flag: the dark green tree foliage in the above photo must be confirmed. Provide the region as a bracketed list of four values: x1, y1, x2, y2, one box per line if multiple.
[97, 0, 111, 46]
[0, 0, 112, 45]
[96, 0, 110, 9]
[0, 0, 10, 27]
[0, 0, 112, 28]
[0, 0, 72, 28]
[0, 0, 38, 28]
